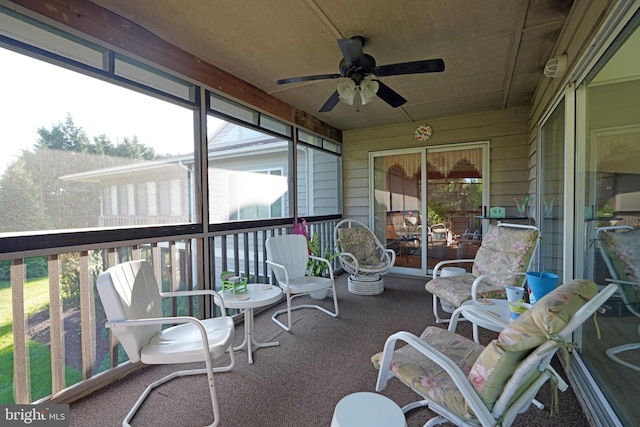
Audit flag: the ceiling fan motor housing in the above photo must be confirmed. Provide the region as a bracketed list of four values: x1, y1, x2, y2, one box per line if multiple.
[339, 54, 376, 84]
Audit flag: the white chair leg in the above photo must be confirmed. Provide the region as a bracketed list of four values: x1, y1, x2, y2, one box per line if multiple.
[606, 343, 640, 372]
[423, 416, 449, 427]
[432, 295, 451, 324]
[272, 290, 339, 332]
[124, 368, 223, 427]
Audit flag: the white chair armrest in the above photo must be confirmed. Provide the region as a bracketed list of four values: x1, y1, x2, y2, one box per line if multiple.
[266, 259, 290, 282]
[470, 272, 527, 301]
[375, 330, 494, 426]
[383, 249, 397, 266]
[605, 278, 638, 286]
[161, 289, 228, 312]
[337, 251, 360, 270]
[432, 259, 474, 277]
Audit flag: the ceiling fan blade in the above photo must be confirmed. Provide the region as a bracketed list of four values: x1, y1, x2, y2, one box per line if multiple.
[276, 73, 342, 85]
[337, 37, 365, 66]
[319, 90, 340, 112]
[374, 80, 407, 108]
[374, 58, 445, 77]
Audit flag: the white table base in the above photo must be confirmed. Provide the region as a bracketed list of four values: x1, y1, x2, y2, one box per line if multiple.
[234, 307, 279, 364]
[221, 284, 282, 364]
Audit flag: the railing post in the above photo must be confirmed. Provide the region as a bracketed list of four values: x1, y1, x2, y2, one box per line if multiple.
[11, 259, 29, 403]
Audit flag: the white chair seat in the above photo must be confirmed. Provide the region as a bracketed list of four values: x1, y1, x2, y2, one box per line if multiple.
[142, 317, 235, 364]
[285, 276, 333, 294]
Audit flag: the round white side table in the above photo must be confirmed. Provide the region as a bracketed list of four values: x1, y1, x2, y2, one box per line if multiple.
[221, 283, 282, 364]
[331, 392, 407, 427]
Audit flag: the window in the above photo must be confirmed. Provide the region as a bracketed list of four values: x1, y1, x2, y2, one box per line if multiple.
[296, 144, 341, 217]
[207, 117, 290, 222]
[0, 45, 196, 233]
[228, 169, 285, 220]
[539, 99, 565, 278]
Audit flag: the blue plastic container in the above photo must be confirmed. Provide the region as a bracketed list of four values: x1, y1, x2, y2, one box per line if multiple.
[526, 272, 559, 304]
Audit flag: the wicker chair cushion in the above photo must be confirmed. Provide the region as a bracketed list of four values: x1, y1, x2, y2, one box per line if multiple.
[338, 227, 385, 268]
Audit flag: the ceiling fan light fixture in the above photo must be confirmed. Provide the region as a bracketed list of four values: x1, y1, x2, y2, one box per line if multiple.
[337, 80, 356, 105]
[360, 78, 379, 105]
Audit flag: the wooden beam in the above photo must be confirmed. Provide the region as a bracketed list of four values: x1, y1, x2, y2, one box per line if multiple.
[8, 0, 341, 142]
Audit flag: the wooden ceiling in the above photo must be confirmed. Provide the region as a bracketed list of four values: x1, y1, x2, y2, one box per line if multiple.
[88, 0, 574, 131]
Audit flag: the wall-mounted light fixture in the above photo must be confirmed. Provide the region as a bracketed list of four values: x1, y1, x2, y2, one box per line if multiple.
[544, 54, 568, 78]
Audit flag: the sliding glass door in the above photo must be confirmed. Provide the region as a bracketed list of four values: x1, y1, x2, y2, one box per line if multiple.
[370, 143, 487, 275]
[372, 150, 423, 271]
[575, 14, 640, 425]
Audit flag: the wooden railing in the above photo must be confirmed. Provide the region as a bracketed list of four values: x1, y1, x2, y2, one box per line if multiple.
[2, 217, 341, 405]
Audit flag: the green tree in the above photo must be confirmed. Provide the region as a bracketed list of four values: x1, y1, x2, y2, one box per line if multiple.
[35, 114, 91, 152]
[0, 114, 159, 232]
[0, 160, 51, 231]
[110, 136, 157, 160]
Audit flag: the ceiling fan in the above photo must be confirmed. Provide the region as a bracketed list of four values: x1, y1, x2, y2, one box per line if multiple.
[276, 36, 444, 112]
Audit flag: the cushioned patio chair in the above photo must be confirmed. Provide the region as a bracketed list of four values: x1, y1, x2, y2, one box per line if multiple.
[266, 234, 339, 331]
[334, 218, 396, 295]
[425, 223, 539, 323]
[373, 280, 617, 427]
[96, 260, 235, 427]
[596, 225, 640, 372]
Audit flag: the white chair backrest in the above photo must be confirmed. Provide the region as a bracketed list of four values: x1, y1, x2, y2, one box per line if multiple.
[471, 223, 539, 286]
[96, 260, 163, 363]
[492, 282, 617, 417]
[596, 225, 637, 282]
[265, 234, 309, 283]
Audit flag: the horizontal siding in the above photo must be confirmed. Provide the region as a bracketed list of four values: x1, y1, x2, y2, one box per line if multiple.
[342, 107, 530, 223]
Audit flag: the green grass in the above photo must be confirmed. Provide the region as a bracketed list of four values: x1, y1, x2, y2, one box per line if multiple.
[0, 277, 83, 403]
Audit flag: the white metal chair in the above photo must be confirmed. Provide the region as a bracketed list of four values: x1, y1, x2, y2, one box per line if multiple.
[334, 219, 396, 295]
[266, 234, 339, 331]
[96, 260, 235, 427]
[373, 280, 617, 427]
[426, 223, 540, 323]
[596, 225, 640, 372]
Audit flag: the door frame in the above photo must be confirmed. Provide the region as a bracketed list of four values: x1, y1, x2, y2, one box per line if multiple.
[368, 141, 490, 277]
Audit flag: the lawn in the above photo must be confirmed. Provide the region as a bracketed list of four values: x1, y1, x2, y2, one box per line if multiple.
[0, 277, 83, 403]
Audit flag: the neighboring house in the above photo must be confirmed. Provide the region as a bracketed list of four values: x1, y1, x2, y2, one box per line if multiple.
[63, 123, 292, 227]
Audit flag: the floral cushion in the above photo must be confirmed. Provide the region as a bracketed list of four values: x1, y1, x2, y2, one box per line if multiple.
[600, 228, 640, 303]
[468, 279, 598, 409]
[472, 225, 539, 287]
[338, 227, 385, 267]
[371, 326, 485, 421]
[425, 274, 507, 308]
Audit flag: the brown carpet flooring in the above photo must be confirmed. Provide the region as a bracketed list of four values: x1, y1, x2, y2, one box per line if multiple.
[69, 273, 590, 426]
